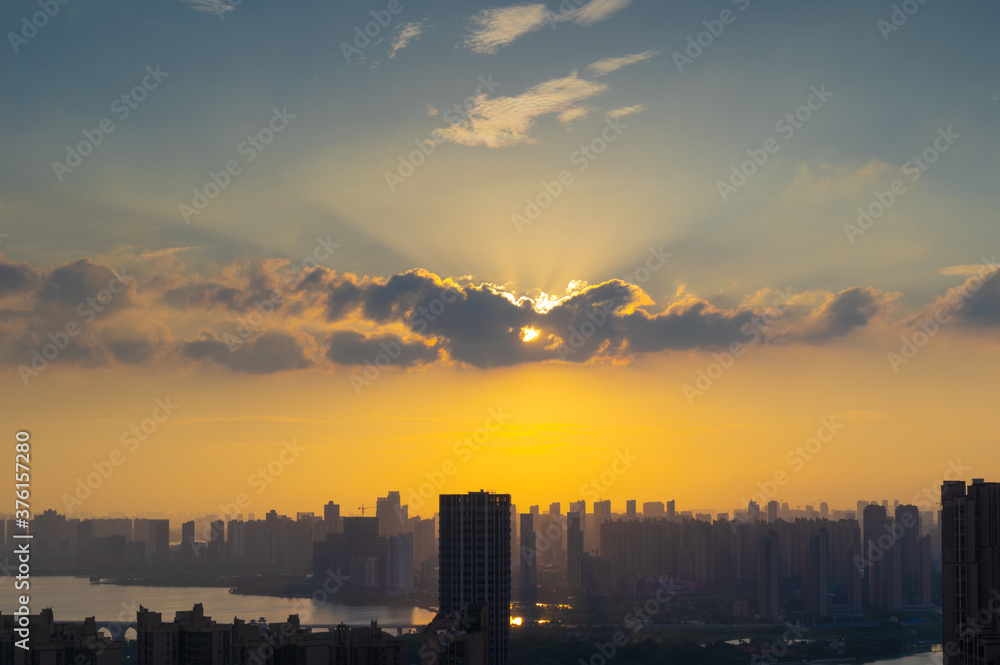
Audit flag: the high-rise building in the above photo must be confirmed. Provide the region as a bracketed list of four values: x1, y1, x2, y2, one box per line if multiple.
[567, 512, 584, 591]
[757, 530, 779, 619]
[591, 500, 611, 553]
[377, 491, 406, 537]
[324, 501, 342, 534]
[438, 491, 511, 665]
[207, 519, 226, 565]
[137, 603, 231, 665]
[802, 528, 829, 617]
[181, 520, 195, 565]
[767, 500, 779, 524]
[545, 503, 564, 567]
[519, 513, 537, 609]
[642, 501, 665, 519]
[666, 500, 676, 520]
[386, 532, 414, 593]
[626, 500, 637, 520]
[942, 479, 1000, 665]
[863, 503, 888, 610]
[594, 500, 611, 525]
[894, 504, 925, 607]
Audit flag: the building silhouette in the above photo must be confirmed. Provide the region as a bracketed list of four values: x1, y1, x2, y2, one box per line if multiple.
[437, 491, 511, 665]
[942, 479, 1000, 665]
[0, 609, 121, 665]
[757, 530, 779, 619]
[518, 513, 537, 610]
[567, 512, 584, 592]
[802, 528, 829, 618]
[863, 503, 889, 610]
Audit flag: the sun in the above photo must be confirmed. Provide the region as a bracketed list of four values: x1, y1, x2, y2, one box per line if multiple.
[521, 327, 539, 342]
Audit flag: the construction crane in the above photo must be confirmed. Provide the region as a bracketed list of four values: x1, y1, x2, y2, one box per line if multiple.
[358, 505, 374, 517]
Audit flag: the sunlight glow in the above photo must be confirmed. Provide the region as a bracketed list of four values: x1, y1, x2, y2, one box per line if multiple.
[522, 327, 540, 342]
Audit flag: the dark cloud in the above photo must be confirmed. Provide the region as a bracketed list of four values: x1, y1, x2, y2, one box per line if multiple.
[0, 257, 916, 374]
[619, 300, 757, 353]
[0, 259, 39, 298]
[105, 339, 156, 365]
[182, 331, 311, 374]
[34, 259, 134, 310]
[326, 330, 440, 367]
[950, 270, 1000, 326]
[783, 287, 897, 343]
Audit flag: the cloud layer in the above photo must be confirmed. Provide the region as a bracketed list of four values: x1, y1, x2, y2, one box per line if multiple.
[2, 253, 973, 379]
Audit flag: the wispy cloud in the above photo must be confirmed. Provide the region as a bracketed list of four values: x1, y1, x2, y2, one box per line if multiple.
[574, 0, 632, 25]
[558, 106, 593, 126]
[940, 264, 991, 277]
[435, 72, 608, 147]
[388, 21, 424, 59]
[464, 4, 549, 54]
[586, 50, 658, 76]
[607, 104, 647, 118]
[182, 0, 237, 16]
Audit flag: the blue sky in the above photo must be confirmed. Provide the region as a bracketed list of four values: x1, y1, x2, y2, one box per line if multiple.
[3, 0, 998, 304]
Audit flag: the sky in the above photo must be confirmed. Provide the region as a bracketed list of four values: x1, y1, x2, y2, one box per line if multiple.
[2, 0, 999, 519]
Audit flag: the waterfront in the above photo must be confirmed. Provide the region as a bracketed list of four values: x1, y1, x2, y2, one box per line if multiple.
[0, 576, 436, 625]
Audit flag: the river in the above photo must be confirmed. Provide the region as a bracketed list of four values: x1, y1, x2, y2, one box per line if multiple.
[0, 576, 436, 625]
[0, 578, 943, 665]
